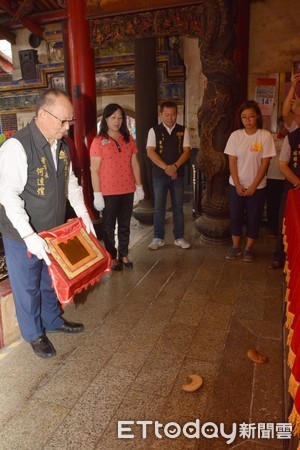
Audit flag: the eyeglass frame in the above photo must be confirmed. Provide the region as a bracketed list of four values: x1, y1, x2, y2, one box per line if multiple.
[241, 115, 258, 121]
[43, 109, 76, 127]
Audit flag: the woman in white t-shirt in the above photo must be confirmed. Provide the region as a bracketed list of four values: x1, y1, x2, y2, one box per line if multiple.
[224, 100, 276, 262]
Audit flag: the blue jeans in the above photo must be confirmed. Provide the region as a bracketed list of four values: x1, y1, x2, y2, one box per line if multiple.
[3, 236, 64, 341]
[152, 176, 184, 240]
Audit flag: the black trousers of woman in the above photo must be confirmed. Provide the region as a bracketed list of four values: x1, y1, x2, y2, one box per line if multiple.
[266, 178, 284, 236]
[102, 193, 134, 260]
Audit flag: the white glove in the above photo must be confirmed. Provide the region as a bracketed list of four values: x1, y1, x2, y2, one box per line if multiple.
[133, 185, 145, 205]
[93, 192, 105, 211]
[80, 212, 96, 237]
[24, 233, 51, 266]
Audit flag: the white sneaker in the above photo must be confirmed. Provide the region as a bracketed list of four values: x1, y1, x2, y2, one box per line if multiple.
[174, 238, 191, 249]
[148, 238, 165, 250]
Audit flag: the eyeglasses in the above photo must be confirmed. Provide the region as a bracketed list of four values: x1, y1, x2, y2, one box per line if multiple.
[241, 115, 257, 121]
[43, 109, 76, 127]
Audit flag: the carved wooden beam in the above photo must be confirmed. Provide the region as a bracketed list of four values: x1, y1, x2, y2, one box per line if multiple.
[11, 0, 34, 24]
[0, 23, 16, 44]
[87, 0, 204, 18]
[0, 0, 43, 37]
[92, 4, 204, 45]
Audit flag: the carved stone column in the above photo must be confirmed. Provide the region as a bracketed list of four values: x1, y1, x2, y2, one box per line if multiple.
[195, 0, 241, 243]
[132, 38, 158, 224]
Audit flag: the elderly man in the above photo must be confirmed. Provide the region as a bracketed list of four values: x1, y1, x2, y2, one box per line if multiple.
[0, 88, 95, 358]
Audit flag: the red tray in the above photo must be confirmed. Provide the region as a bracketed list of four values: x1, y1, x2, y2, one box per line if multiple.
[39, 218, 111, 304]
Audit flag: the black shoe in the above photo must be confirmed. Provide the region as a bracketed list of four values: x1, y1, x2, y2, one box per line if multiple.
[267, 260, 284, 270]
[49, 320, 85, 333]
[118, 256, 133, 268]
[30, 335, 56, 358]
[111, 258, 123, 271]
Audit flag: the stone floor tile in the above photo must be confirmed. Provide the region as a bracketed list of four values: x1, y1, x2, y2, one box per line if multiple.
[33, 334, 122, 408]
[131, 324, 196, 397]
[107, 331, 160, 372]
[159, 358, 218, 421]
[130, 366, 184, 397]
[250, 337, 283, 424]
[263, 278, 285, 323]
[188, 303, 233, 362]
[100, 297, 151, 334]
[203, 318, 259, 424]
[0, 341, 60, 427]
[235, 281, 266, 320]
[239, 318, 282, 340]
[171, 291, 208, 326]
[210, 285, 239, 306]
[95, 389, 166, 449]
[0, 212, 289, 449]
[43, 367, 136, 449]
[0, 398, 69, 450]
[241, 261, 271, 283]
[154, 322, 197, 353]
[191, 265, 221, 292]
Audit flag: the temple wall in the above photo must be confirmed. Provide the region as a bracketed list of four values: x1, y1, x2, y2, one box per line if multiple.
[11, 24, 61, 81]
[249, 0, 300, 74]
[1, 0, 300, 136]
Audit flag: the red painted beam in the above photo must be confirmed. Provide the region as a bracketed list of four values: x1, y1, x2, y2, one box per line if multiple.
[0, 23, 16, 44]
[86, 0, 203, 18]
[0, 0, 44, 37]
[0, 53, 13, 73]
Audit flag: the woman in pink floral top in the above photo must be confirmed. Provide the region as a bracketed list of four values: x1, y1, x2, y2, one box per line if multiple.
[90, 104, 144, 270]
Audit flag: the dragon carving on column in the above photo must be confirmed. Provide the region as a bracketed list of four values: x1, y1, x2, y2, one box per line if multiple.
[196, 0, 240, 218]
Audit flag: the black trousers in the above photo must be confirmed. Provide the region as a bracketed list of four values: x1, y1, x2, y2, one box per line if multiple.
[229, 185, 266, 239]
[266, 178, 284, 234]
[102, 193, 134, 259]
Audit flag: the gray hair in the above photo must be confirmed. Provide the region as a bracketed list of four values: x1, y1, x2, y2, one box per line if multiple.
[35, 88, 70, 115]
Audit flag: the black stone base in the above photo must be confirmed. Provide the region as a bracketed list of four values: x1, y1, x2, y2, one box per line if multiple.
[132, 199, 154, 225]
[195, 214, 231, 245]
